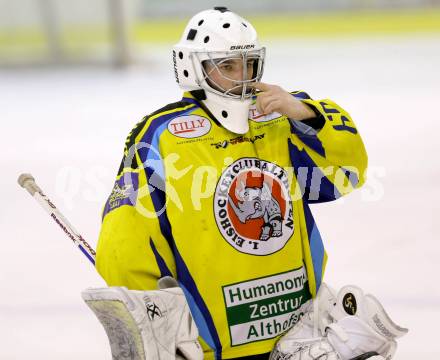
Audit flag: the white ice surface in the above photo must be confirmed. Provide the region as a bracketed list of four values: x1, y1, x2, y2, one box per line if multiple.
[1, 35, 439, 359]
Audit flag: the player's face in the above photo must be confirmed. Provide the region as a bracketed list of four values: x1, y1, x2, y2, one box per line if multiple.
[203, 58, 256, 95]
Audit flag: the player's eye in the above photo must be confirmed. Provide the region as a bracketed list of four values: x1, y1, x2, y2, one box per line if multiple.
[219, 64, 233, 71]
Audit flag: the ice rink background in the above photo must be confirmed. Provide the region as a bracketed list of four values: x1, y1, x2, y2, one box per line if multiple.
[1, 35, 439, 358]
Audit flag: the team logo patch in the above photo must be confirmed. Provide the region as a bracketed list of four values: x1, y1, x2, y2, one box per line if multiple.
[168, 115, 211, 138]
[248, 104, 282, 123]
[102, 172, 138, 218]
[214, 158, 294, 255]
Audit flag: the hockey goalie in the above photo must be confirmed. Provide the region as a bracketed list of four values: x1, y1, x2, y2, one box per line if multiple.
[83, 7, 407, 360]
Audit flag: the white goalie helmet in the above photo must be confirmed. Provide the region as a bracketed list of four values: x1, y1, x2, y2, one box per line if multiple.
[173, 7, 265, 134]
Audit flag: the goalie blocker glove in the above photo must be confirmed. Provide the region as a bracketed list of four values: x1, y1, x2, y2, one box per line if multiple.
[269, 284, 408, 360]
[82, 277, 203, 360]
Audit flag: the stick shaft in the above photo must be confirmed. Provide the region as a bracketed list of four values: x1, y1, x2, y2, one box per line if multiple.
[18, 173, 96, 265]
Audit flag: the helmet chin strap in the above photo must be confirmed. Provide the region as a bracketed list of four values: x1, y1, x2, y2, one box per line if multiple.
[202, 90, 251, 135]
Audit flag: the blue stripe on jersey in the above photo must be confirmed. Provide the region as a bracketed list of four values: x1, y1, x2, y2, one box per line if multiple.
[181, 97, 201, 107]
[289, 120, 326, 157]
[138, 105, 195, 178]
[290, 91, 312, 100]
[288, 140, 341, 203]
[138, 107, 223, 358]
[138, 106, 195, 249]
[302, 202, 324, 291]
[146, 121, 168, 179]
[174, 248, 222, 360]
[180, 283, 221, 359]
[149, 238, 172, 278]
[342, 167, 360, 188]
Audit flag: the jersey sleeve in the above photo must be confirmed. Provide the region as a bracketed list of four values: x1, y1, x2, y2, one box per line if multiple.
[288, 91, 368, 203]
[95, 118, 176, 290]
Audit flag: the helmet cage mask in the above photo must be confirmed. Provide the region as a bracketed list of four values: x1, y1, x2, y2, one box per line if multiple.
[190, 48, 265, 101]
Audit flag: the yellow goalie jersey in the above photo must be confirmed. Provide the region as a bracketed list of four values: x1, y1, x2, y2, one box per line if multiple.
[96, 90, 368, 359]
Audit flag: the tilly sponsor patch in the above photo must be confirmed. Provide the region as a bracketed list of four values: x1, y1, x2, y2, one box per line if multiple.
[102, 172, 138, 218]
[214, 158, 294, 255]
[222, 267, 311, 346]
[248, 104, 282, 123]
[168, 115, 211, 138]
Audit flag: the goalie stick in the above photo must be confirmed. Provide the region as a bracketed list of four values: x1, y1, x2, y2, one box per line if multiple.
[17, 173, 96, 265]
[17, 173, 206, 360]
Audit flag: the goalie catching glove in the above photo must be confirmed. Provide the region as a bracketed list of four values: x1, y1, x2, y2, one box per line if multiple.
[82, 277, 203, 360]
[270, 284, 408, 360]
